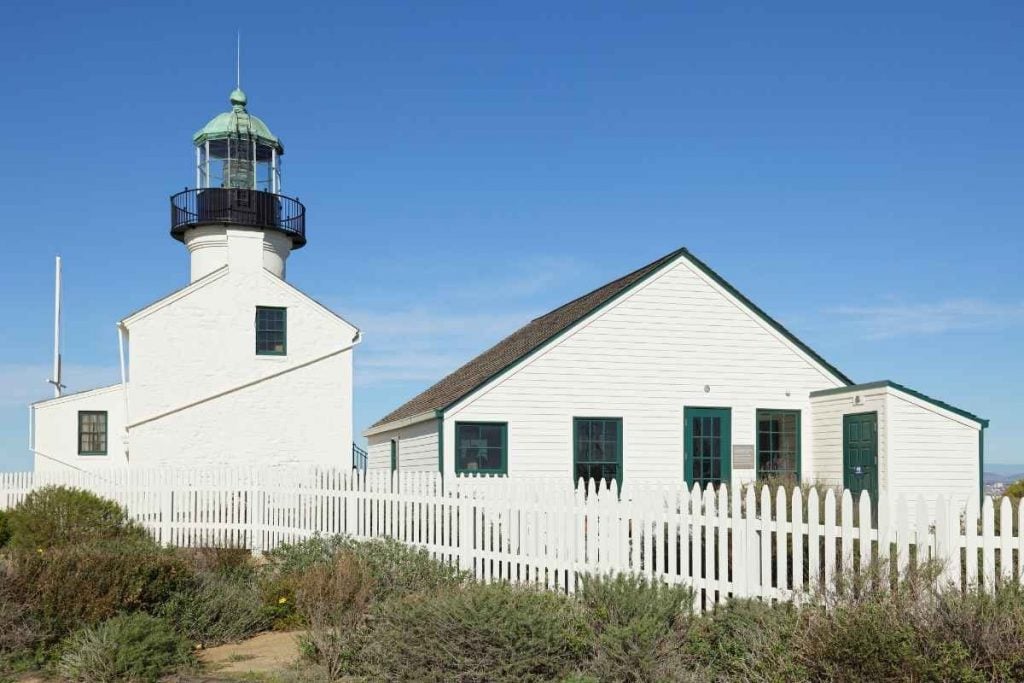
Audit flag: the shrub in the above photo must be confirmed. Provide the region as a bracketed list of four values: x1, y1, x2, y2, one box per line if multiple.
[0, 508, 10, 548]
[159, 573, 270, 647]
[577, 573, 693, 682]
[0, 568, 48, 672]
[5, 486, 149, 550]
[178, 546, 256, 580]
[931, 581, 1024, 680]
[679, 598, 805, 681]
[7, 540, 191, 638]
[1005, 479, 1024, 500]
[295, 553, 375, 679]
[260, 535, 467, 627]
[56, 613, 194, 682]
[360, 582, 591, 682]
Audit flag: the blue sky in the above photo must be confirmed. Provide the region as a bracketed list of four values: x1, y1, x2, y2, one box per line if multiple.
[0, 1, 1021, 471]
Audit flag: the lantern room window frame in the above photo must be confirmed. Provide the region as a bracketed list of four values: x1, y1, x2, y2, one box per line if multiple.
[196, 138, 280, 194]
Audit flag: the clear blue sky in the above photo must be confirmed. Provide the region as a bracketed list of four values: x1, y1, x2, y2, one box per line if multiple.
[0, 1, 1021, 471]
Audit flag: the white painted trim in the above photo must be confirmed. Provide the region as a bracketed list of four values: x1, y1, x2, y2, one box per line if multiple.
[363, 410, 435, 437]
[120, 267, 230, 327]
[31, 383, 123, 408]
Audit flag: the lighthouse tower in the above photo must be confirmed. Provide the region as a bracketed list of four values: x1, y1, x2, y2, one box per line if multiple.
[171, 88, 305, 282]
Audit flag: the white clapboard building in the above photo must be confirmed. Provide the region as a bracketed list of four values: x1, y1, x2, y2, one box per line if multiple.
[365, 247, 988, 511]
[31, 88, 360, 472]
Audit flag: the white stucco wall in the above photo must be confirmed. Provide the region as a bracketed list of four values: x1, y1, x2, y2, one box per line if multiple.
[32, 385, 127, 473]
[367, 417, 439, 472]
[435, 255, 846, 490]
[33, 228, 358, 473]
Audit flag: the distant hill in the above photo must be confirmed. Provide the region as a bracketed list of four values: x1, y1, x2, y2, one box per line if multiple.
[984, 471, 1024, 486]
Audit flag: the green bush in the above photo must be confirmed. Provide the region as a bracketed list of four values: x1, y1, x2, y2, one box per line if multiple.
[0, 568, 48, 673]
[8, 540, 191, 638]
[56, 613, 194, 682]
[260, 535, 467, 627]
[1005, 479, 1024, 500]
[931, 582, 1024, 681]
[577, 573, 693, 683]
[0, 508, 11, 548]
[5, 486, 149, 550]
[679, 598, 806, 681]
[360, 582, 591, 682]
[159, 573, 270, 647]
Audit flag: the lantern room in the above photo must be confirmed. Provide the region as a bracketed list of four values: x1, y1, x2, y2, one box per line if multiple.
[193, 88, 282, 192]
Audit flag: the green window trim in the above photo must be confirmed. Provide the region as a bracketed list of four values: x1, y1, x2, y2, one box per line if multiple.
[78, 410, 108, 456]
[755, 409, 802, 483]
[390, 439, 398, 473]
[573, 417, 623, 490]
[255, 306, 287, 356]
[454, 422, 508, 475]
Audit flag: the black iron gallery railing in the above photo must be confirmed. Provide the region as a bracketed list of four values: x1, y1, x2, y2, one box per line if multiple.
[170, 188, 306, 246]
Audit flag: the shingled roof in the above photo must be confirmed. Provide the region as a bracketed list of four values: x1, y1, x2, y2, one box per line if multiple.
[369, 247, 852, 430]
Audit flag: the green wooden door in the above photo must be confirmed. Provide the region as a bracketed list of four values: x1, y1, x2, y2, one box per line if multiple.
[843, 412, 878, 503]
[685, 408, 732, 489]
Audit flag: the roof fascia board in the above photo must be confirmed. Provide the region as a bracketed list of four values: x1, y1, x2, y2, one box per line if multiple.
[31, 383, 123, 408]
[121, 267, 230, 327]
[363, 410, 436, 437]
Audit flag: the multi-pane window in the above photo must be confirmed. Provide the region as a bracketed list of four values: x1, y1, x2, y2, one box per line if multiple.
[78, 411, 108, 455]
[455, 422, 507, 475]
[690, 414, 723, 488]
[573, 418, 622, 489]
[756, 409, 801, 482]
[255, 306, 287, 355]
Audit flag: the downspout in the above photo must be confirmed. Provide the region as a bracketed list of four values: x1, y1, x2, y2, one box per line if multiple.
[117, 323, 130, 463]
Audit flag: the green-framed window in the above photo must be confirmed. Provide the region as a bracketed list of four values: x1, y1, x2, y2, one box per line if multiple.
[454, 422, 507, 475]
[78, 411, 108, 455]
[255, 306, 287, 355]
[756, 409, 801, 482]
[573, 417, 623, 489]
[390, 439, 398, 473]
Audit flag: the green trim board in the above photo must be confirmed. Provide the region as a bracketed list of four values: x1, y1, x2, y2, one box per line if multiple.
[77, 410, 108, 456]
[255, 306, 287, 356]
[811, 380, 988, 427]
[454, 422, 508, 475]
[371, 246, 853, 431]
[755, 409, 801, 482]
[979, 428, 985, 501]
[390, 439, 398, 473]
[573, 417, 623, 490]
[684, 407, 732, 488]
[435, 409, 444, 476]
[440, 248, 853, 412]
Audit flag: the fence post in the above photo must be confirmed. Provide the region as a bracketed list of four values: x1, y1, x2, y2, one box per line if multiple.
[250, 470, 264, 555]
[159, 471, 173, 547]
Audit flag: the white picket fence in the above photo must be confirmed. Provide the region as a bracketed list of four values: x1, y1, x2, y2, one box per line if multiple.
[1, 468, 1021, 610]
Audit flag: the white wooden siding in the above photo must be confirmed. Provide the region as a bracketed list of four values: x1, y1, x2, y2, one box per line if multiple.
[809, 387, 888, 490]
[887, 389, 980, 518]
[367, 419, 438, 472]
[443, 257, 845, 486]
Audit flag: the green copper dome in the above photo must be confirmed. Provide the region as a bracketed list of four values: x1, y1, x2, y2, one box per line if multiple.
[193, 88, 283, 152]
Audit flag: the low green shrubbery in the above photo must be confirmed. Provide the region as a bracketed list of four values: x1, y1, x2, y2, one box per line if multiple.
[159, 572, 270, 647]
[4, 486, 149, 550]
[55, 613, 194, 682]
[577, 573, 693, 682]
[0, 509, 11, 548]
[7, 539, 191, 639]
[360, 582, 592, 682]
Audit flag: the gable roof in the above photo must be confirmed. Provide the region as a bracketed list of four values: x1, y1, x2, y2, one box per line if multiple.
[369, 247, 853, 431]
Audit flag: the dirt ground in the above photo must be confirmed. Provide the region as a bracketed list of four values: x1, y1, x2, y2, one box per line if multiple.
[198, 631, 303, 676]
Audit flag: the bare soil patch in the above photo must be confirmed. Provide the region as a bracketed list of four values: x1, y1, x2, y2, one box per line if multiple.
[198, 630, 302, 675]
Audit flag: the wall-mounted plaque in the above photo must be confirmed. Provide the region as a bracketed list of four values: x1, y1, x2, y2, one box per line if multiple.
[733, 444, 755, 469]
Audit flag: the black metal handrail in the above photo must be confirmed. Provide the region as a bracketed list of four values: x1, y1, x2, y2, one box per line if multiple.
[170, 187, 306, 247]
[352, 443, 368, 471]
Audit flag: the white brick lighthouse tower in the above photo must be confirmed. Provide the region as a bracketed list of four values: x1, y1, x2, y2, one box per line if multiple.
[31, 88, 360, 473]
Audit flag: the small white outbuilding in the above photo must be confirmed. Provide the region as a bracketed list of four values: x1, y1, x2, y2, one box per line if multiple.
[31, 88, 360, 473]
[365, 247, 988, 512]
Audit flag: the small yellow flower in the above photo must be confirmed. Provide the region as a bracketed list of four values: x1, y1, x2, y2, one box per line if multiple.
[278, 597, 288, 605]
[36, 548, 43, 554]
